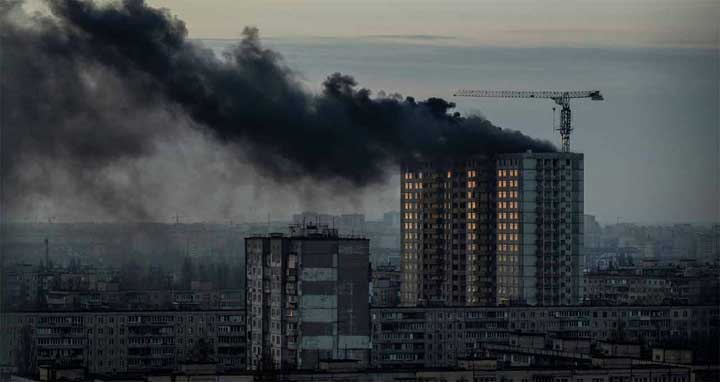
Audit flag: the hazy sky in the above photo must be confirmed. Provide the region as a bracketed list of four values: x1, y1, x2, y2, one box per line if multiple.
[142, 0, 718, 48]
[15, 1, 719, 225]
[143, 0, 718, 225]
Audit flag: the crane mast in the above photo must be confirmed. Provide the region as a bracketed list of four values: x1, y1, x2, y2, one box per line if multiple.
[453, 89, 603, 152]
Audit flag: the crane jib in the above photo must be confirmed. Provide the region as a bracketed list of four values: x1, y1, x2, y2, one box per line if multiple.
[452, 89, 604, 153]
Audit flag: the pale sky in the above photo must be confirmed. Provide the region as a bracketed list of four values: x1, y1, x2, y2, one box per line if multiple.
[141, 0, 719, 48]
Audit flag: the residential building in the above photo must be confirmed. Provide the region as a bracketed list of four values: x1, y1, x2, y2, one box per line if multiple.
[370, 265, 401, 307]
[370, 304, 719, 369]
[400, 156, 497, 306]
[245, 224, 370, 370]
[0, 310, 246, 375]
[400, 152, 584, 307]
[585, 264, 720, 305]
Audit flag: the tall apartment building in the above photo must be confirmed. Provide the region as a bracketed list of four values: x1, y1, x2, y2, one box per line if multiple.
[245, 224, 370, 371]
[400, 156, 497, 306]
[400, 152, 583, 307]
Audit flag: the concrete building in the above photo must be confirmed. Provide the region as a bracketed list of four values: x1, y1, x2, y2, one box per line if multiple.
[584, 264, 720, 306]
[495, 152, 584, 305]
[16, 363, 713, 382]
[370, 304, 719, 369]
[245, 224, 370, 371]
[584, 215, 602, 249]
[0, 310, 246, 375]
[290, 213, 366, 237]
[400, 152, 584, 307]
[382, 211, 401, 228]
[695, 228, 719, 264]
[370, 265, 401, 307]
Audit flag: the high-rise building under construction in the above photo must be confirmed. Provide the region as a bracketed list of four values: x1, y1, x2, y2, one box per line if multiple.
[400, 152, 583, 306]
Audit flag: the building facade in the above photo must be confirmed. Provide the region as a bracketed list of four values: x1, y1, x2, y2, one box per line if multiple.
[370, 265, 401, 307]
[370, 304, 719, 369]
[245, 225, 370, 370]
[400, 152, 584, 307]
[496, 152, 584, 305]
[0, 310, 246, 375]
[400, 156, 497, 307]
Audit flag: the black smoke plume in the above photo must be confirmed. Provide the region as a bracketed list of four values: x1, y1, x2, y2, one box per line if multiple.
[0, 0, 554, 220]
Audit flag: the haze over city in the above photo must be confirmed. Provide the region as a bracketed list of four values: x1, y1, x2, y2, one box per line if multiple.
[5, 0, 718, 225]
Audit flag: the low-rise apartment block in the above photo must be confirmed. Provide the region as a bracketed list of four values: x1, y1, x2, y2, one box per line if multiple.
[370, 305, 719, 369]
[0, 310, 246, 375]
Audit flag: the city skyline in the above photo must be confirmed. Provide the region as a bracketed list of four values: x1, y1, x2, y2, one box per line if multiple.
[1, 1, 719, 380]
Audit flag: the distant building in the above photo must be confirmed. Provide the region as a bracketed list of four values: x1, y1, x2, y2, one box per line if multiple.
[370, 265, 401, 307]
[11, 364, 707, 382]
[652, 347, 693, 364]
[291, 212, 366, 237]
[695, 229, 719, 264]
[584, 215, 602, 249]
[291, 212, 334, 228]
[245, 224, 370, 370]
[382, 211, 401, 228]
[370, 304, 718, 369]
[0, 310, 246, 375]
[338, 214, 366, 236]
[584, 262, 720, 306]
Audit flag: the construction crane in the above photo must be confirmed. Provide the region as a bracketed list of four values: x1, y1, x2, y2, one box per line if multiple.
[453, 89, 604, 152]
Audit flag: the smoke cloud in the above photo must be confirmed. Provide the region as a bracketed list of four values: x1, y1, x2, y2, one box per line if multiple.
[0, 0, 554, 221]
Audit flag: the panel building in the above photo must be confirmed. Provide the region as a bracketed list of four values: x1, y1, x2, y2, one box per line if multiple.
[400, 152, 583, 307]
[0, 310, 246, 375]
[370, 304, 718, 369]
[245, 224, 370, 370]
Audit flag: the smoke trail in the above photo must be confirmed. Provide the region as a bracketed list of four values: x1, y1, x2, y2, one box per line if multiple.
[0, 0, 554, 220]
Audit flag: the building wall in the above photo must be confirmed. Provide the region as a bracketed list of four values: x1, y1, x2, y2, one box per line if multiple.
[0, 310, 246, 375]
[245, 235, 291, 370]
[370, 266, 401, 307]
[245, 229, 370, 371]
[400, 157, 496, 307]
[496, 153, 584, 305]
[370, 305, 718, 369]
